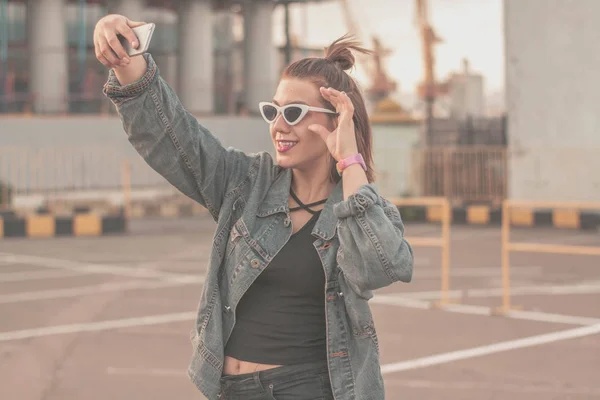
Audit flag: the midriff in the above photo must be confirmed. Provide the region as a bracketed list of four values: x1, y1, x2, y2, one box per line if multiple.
[223, 356, 283, 375]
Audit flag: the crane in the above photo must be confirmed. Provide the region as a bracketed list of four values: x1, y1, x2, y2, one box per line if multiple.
[415, 0, 447, 145]
[337, 0, 397, 106]
[366, 37, 397, 104]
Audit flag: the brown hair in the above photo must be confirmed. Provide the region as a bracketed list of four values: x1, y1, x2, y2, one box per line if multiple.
[282, 34, 375, 183]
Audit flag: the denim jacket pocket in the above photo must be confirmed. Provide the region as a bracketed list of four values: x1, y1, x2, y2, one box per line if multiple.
[226, 221, 244, 260]
[223, 217, 269, 285]
[224, 227, 253, 286]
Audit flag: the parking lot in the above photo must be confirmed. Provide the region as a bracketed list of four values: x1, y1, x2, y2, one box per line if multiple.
[1, 216, 599, 400]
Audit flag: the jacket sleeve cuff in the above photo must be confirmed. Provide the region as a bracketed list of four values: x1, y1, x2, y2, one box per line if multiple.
[102, 53, 158, 103]
[333, 184, 379, 218]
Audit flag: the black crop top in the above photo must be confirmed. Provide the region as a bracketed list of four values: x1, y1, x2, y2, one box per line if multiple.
[224, 211, 327, 365]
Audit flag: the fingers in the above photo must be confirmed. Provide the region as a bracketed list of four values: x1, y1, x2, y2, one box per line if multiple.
[307, 123, 332, 142]
[127, 19, 148, 29]
[95, 33, 130, 68]
[98, 38, 121, 67]
[320, 86, 345, 100]
[95, 48, 112, 68]
[107, 33, 130, 64]
[93, 15, 140, 68]
[116, 23, 139, 50]
[320, 87, 354, 115]
[320, 87, 354, 130]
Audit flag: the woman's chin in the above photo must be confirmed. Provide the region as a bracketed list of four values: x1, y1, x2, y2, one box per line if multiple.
[275, 154, 295, 168]
[275, 151, 331, 172]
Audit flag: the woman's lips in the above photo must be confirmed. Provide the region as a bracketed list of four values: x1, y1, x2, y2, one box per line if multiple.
[277, 140, 298, 153]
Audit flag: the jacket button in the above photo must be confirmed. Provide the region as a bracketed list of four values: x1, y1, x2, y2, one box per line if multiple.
[283, 217, 291, 227]
[224, 305, 231, 313]
[250, 259, 261, 269]
[338, 292, 344, 297]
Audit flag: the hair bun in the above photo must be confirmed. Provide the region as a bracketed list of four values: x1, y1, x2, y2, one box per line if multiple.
[324, 33, 372, 72]
[327, 48, 354, 71]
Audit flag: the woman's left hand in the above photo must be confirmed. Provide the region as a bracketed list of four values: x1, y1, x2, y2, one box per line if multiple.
[308, 87, 359, 161]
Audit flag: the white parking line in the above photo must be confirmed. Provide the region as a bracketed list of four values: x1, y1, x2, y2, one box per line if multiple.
[380, 323, 600, 374]
[395, 281, 600, 300]
[413, 266, 542, 279]
[0, 311, 196, 342]
[0, 278, 203, 304]
[106, 367, 186, 377]
[3, 290, 595, 343]
[0, 269, 87, 283]
[371, 294, 600, 326]
[468, 281, 600, 297]
[384, 379, 600, 395]
[503, 309, 600, 326]
[0, 252, 197, 282]
[526, 234, 600, 246]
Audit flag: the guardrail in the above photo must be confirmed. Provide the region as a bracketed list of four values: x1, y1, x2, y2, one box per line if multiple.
[391, 196, 451, 305]
[500, 200, 600, 313]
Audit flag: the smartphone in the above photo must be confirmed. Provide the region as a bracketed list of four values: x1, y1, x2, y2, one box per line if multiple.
[119, 23, 155, 57]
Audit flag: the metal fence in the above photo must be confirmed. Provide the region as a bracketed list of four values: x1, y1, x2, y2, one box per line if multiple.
[414, 146, 508, 206]
[0, 146, 178, 213]
[0, 145, 516, 212]
[426, 116, 507, 147]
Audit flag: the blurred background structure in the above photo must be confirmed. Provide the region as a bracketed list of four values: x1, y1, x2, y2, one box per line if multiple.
[0, 0, 598, 214]
[0, 0, 499, 213]
[1, 3, 599, 399]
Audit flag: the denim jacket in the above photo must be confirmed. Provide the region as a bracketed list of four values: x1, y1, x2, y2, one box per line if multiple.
[104, 54, 413, 400]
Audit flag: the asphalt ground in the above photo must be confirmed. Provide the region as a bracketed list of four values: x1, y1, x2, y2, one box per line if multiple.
[0, 216, 599, 400]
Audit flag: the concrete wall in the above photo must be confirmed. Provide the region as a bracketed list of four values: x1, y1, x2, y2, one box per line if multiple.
[0, 116, 420, 205]
[371, 122, 420, 198]
[0, 116, 274, 193]
[0, 116, 273, 151]
[505, 0, 600, 201]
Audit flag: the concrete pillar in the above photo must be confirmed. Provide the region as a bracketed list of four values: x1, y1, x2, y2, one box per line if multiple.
[27, 0, 68, 113]
[214, 10, 235, 114]
[106, 0, 145, 21]
[243, 0, 276, 114]
[177, 0, 213, 114]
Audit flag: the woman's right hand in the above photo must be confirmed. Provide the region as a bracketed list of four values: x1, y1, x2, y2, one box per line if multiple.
[94, 14, 147, 69]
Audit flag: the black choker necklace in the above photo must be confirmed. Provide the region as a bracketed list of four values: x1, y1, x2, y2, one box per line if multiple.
[289, 188, 327, 215]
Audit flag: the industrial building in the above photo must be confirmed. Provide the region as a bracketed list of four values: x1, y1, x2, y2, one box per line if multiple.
[3, 0, 595, 207]
[0, 0, 326, 115]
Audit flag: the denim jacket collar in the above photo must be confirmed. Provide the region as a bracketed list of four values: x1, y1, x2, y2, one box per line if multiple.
[256, 168, 292, 218]
[256, 167, 342, 241]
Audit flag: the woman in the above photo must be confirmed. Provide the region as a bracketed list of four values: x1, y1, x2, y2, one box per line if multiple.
[95, 13, 413, 400]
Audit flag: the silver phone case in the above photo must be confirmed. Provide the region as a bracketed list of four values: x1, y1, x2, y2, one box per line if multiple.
[121, 23, 155, 57]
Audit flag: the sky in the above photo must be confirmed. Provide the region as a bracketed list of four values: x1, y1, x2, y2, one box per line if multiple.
[272, 0, 505, 99]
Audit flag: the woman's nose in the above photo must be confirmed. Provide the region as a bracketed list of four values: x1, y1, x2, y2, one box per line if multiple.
[273, 112, 290, 132]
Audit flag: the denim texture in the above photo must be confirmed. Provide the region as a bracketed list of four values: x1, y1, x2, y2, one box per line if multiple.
[219, 361, 332, 400]
[103, 54, 414, 400]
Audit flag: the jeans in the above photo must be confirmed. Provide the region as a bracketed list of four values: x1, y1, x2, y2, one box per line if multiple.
[219, 361, 334, 400]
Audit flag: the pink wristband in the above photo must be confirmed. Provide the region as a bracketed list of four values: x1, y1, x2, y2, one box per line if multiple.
[336, 153, 366, 175]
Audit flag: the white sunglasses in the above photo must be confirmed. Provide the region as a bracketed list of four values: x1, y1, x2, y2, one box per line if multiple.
[259, 102, 338, 126]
